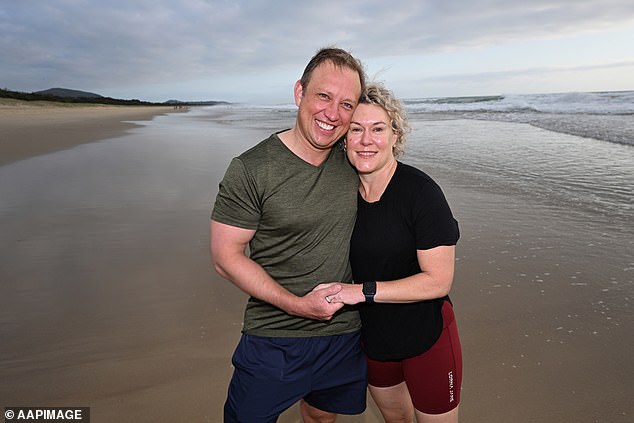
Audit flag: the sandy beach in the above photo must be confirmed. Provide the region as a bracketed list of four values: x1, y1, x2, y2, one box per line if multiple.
[0, 100, 175, 166]
[0, 105, 631, 422]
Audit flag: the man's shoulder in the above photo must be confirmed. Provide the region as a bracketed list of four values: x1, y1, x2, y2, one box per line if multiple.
[237, 132, 285, 163]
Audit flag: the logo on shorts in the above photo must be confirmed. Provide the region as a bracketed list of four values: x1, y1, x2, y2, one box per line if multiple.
[448, 371, 455, 403]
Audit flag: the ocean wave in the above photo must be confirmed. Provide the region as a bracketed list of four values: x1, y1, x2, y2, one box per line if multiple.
[405, 91, 634, 145]
[405, 91, 634, 115]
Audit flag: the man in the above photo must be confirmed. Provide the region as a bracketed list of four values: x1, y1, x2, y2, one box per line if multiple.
[210, 47, 367, 422]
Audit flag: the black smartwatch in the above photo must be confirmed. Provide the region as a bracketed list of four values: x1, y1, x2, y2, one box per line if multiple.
[362, 281, 376, 303]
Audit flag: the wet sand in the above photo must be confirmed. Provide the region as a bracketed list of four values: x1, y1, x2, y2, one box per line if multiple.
[0, 105, 236, 422]
[0, 106, 631, 422]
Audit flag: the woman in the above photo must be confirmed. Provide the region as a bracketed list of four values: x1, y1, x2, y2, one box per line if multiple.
[326, 83, 462, 422]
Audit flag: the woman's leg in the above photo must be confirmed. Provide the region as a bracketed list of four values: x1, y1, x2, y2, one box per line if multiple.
[404, 301, 462, 423]
[414, 405, 459, 423]
[368, 381, 414, 423]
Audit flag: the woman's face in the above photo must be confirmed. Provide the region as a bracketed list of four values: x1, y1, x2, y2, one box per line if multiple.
[346, 103, 397, 175]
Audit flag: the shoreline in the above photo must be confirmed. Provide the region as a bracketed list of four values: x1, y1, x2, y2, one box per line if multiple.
[0, 101, 177, 166]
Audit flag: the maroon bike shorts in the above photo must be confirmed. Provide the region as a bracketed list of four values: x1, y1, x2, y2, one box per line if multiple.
[366, 300, 462, 414]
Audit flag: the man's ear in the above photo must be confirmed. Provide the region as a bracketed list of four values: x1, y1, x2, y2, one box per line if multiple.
[293, 80, 304, 107]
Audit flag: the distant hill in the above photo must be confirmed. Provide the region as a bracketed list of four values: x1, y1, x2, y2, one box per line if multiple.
[1, 88, 229, 106]
[35, 88, 104, 99]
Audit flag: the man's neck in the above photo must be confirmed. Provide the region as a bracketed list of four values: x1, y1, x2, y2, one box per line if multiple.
[278, 128, 332, 167]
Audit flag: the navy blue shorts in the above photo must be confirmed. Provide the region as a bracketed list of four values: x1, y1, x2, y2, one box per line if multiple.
[224, 331, 367, 423]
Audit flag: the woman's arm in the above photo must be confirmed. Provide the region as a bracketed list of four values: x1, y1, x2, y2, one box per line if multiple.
[325, 245, 456, 305]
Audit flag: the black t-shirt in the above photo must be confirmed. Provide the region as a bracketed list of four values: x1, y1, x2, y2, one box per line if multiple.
[350, 162, 459, 361]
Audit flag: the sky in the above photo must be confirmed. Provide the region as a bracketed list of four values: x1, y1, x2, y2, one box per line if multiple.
[1, 0, 633, 104]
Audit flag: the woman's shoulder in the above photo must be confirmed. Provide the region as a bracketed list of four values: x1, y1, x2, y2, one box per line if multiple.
[392, 162, 451, 207]
[396, 161, 437, 186]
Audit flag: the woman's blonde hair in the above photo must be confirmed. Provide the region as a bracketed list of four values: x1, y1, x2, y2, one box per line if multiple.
[359, 82, 410, 157]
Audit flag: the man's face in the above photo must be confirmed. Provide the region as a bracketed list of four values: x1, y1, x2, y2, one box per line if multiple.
[294, 61, 362, 152]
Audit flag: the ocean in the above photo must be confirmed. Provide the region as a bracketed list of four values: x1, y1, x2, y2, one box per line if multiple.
[404, 90, 634, 146]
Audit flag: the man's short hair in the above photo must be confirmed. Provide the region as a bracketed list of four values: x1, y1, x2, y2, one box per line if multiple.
[299, 47, 366, 97]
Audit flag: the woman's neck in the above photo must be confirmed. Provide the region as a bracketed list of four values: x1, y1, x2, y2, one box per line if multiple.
[358, 159, 398, 203]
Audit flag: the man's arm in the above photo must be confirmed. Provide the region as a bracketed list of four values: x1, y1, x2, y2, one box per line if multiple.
[210, 220, 343, 321]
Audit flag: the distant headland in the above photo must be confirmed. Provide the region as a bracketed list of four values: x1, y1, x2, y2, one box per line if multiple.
[0, 87, 229, 107]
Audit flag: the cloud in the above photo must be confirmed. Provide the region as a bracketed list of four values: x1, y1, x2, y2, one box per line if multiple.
[391, 60, 634, 98]
[1, 0, 633, 100]
[414, 60, 634, 85]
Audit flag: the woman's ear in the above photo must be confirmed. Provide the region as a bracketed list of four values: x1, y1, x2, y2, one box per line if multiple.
[392, 130, 400, 146]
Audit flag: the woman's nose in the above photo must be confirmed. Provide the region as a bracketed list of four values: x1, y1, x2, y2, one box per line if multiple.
[360, 130, 373, 145]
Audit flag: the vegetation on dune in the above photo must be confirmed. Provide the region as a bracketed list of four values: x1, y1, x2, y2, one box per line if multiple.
[0, 88, 228, 107]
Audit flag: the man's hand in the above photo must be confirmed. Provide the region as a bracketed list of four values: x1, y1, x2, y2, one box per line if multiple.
[292, 283, 344, 321]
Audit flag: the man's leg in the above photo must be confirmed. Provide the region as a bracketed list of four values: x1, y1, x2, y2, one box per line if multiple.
[302, 332, 367, 418]
[299, 399, 337, 423]
[224, 334, 307, 422]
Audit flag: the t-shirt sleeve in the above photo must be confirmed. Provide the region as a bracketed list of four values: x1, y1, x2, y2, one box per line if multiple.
[413, 180, 460, 250]
[211, 157, 261, 229]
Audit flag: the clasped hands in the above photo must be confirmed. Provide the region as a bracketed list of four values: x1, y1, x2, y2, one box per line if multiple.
[312, 282, 364, 306]
[298, 282, 364, 321]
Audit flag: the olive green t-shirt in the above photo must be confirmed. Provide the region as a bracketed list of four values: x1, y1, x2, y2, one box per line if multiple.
[211, 133, 360, 337]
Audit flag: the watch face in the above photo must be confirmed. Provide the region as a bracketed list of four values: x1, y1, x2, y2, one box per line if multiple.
[363, 281, 376, 302]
